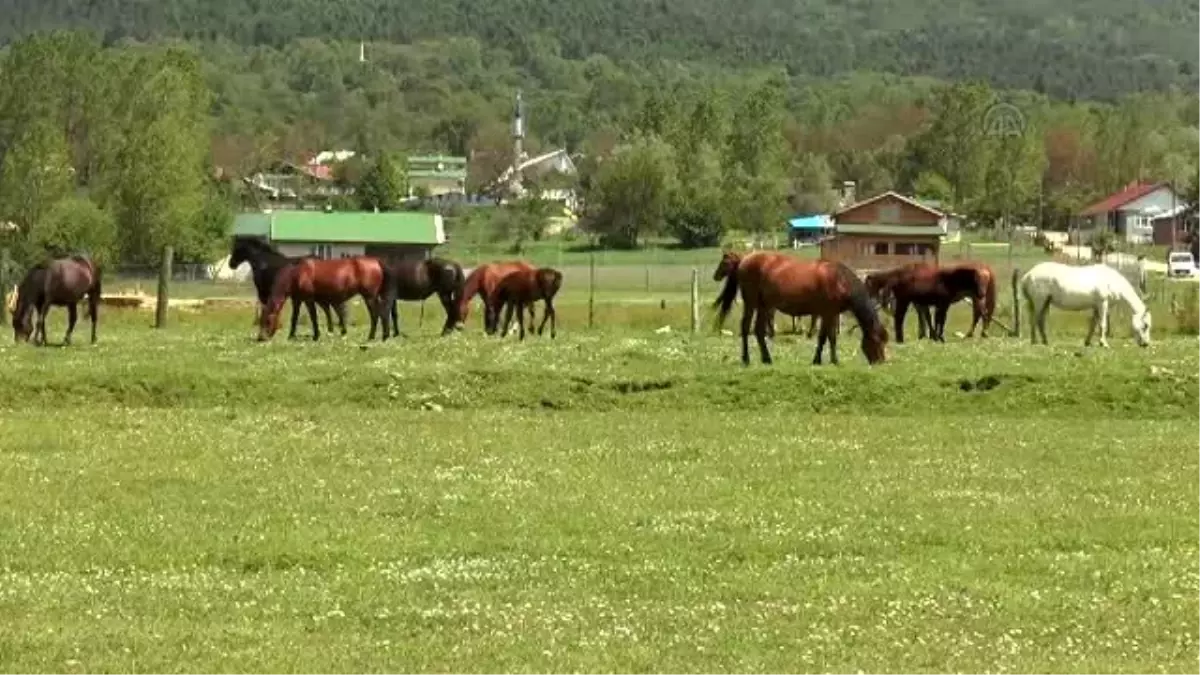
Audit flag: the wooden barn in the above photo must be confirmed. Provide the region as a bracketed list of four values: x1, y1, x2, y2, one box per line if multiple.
[820, 191, 945, 270]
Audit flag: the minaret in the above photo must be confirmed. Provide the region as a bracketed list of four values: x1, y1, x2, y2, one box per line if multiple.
[512, 90, 525, 163]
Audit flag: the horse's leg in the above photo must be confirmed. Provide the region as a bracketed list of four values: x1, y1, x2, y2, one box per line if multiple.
[547, 298, 557, 339]
[306, 300, 321, 341]
[916, 304, 929, 340]
[933, 303, 949, 342]
[739, 304, 754, 366]
[391, 300, 399, 338]
[812, 316, 827, 365]
[826, 314, 841, 365]
[516, 302, 527, 341]
[287, 299, 302, 339]
[806, 315, 818, 339]
[1097, 299, 1110, 348]
[894, 299, 909, 344]
[323, 303, 335, 334]
[500, 301, 515, 338]
[36, 303, 48, 346]
[334, 303, 349, 336]
[88, 290, 99, 344]
[753, 307, 772, 364]
[1037, 298, 1053, 345]
[64, 302, 78, 345]
[1084, 308, 1098, 347]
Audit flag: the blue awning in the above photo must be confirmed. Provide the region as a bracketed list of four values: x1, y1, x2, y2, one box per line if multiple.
[788, 215, 832, 230]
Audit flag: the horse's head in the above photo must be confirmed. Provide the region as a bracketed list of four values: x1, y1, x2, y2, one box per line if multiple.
[713, 251, 741, 282]
[1132, 309, 1152, 347]
[861, 322, 889, 364]
[11, 305, 32, 343]
[256, 264, 295, 341]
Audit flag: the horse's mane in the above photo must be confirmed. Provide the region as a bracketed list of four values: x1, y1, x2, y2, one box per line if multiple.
[1094, 263, 1148, 314]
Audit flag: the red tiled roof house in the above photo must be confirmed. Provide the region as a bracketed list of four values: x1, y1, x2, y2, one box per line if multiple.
[1078, 182, 1184, 245]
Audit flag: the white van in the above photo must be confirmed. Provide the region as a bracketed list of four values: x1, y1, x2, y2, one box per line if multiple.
[1167, 251, 1197, 278]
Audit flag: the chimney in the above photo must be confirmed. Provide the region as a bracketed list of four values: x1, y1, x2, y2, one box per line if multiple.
[841, 180, 856, 207]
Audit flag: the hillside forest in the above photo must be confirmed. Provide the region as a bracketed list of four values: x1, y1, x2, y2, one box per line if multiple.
[0, 27, 1197, 264]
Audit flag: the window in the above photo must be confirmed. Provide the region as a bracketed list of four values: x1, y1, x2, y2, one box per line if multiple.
[895, 243, 916, 255]
[873, 242, 890, 255]
[310, 244, 333, 259]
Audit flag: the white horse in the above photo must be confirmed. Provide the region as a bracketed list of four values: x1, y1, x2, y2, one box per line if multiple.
[1020, 261, 1151, 348]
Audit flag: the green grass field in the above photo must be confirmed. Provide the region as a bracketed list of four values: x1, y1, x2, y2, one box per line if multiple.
[0, 290, 1196, 672]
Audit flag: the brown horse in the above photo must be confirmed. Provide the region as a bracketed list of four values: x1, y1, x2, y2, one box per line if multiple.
[12, 256, 102, 346]
[258, 257, 386, 341]
[713, 251, 888, 365]
[864, 261, 995, 343]
[495, 267, 563, 340]
[714, 259, 819, 339]
[457, 261, 537, 334]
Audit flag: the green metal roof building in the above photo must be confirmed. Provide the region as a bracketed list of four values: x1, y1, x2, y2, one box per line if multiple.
[406, 155, 467, 197]
[232, 210, 446, 261]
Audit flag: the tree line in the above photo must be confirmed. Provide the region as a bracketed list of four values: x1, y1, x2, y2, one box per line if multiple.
[0, 31, 1197, 264]
[1, 0, 1195, 101]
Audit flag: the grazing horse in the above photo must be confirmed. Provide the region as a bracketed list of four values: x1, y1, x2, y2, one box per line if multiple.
[258, 257, 386, 341]
[457, 261, 537, 334]
[864, 262, 995, 343]
[12, 255, 101, 346]
[1020, 261, 1151, 348]
[375, 257, 466, 339]
[495, 267, 563, 340]
[713, 251, 888, 365]
[229, 238, 342, 336]
[714, 260, 819, 339]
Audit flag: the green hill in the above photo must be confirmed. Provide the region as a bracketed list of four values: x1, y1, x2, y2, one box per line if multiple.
[2, 0, 1196, 100]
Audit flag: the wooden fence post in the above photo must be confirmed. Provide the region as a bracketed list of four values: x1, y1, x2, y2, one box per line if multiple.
[690, 268, 699, 334]
[644, 266, 651, 293]
[587, 249, 596, 330]
[1010, 267, 1021, 337]
[156, 246, 173, 329]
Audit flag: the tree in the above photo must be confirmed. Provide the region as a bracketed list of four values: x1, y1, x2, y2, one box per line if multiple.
[103, 48, 217, 264]
[356, 153, 406, 211]
[0, 120, 75, 254]
[585, 135, 677, 249]
[668, 141, 726, 248]
[789, 152, 839, 215]
[25, 196, 118, 265]
[912, 171, 955, 205]
[724, 76, 789, 237]
[903, 81, 997, 218]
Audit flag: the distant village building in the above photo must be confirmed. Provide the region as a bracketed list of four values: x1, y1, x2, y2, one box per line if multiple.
[1078, 181, 1185, 245]
[406, 155, 467, 199]
[490, 90, 580, 216]
[231, 210, 446, 261]
[821, 191, 945, 270]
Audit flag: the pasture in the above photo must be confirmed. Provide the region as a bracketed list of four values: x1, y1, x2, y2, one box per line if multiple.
[0, 277, 1197, 672]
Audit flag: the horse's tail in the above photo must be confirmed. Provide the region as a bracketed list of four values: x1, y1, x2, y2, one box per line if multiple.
[712, 258, 742, 329]
[981, 266, 997, 323]
[835, 262, 884, 338]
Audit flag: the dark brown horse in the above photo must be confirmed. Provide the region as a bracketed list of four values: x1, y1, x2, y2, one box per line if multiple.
[713, 251, 887, 365]
[864, 261, 996, 343]
[457, 261, 537, 334]
[714, 259, 819, 339]
[229, 238, 342, 336]
[375, 257, 466, 339]
[495, 267, 563, 340]
[258, 256, 386, 341]
[12, 256, 101, 346]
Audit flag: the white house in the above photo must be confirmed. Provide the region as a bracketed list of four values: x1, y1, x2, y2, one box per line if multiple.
[1079, 182, 1184, 245]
